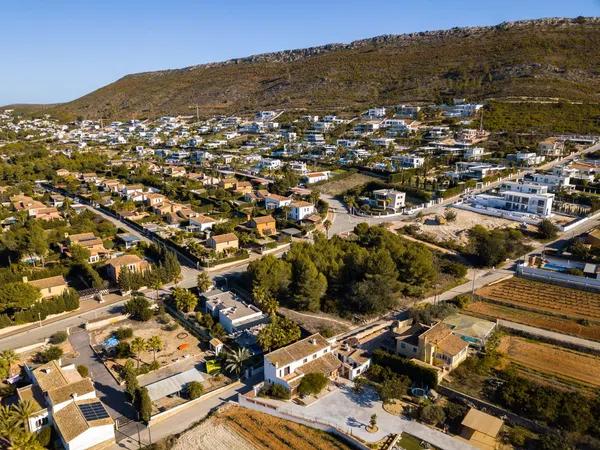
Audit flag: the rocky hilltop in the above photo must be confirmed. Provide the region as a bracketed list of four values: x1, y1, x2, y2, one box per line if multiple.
[10, 17, 600, 119]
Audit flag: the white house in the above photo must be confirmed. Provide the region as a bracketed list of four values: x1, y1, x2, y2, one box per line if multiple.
[471, 181, 555, 217]
[21, 360, 115, 450]
[372, 189, 406, 211]
[258, 158, 282, 170]
[366, 107, 386, 118]
[530, 173, 572, 192]
[538, 137, 565, 157]
[188, 214, 216, 231]
[263, 334, 341, 392]
[463, 147, 487, 160]
[202, 289, 267, 334]
[288, 201, 315, 221]
[515, 152, 545, 167]
[392, 154, 425, 169]
[303, 171, 330, 184]
[264, 193, 293, 210]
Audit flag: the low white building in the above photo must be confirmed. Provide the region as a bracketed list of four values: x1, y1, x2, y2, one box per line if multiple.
[20, 360, 115, 450]
[538, 137, 565, 157]
[530, 173, 572, 192]
[288, 201, 315, 221]
[258, 158, 282, 170]
[263, 334, 341, 393]
[202, 289, 267, 334]
[188, 214, 216, 231]
[303, 171, 330, 184]
[392, 154, 425, 169]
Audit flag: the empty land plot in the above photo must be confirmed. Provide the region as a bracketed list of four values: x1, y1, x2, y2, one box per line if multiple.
[172, 405, 351, 450]
[497, 335, 600, 388]
[465, 301, 600, 342]
[319, 172, 380, 196]
[475, 277, 600, 321]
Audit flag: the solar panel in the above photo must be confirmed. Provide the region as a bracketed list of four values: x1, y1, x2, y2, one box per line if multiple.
[78, 402, 110, 421]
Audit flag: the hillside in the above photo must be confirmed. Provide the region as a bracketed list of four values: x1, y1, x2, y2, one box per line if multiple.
[9, 17, 600, 120]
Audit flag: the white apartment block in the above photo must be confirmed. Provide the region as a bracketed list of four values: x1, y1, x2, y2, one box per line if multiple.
[372, 189, 406, 211]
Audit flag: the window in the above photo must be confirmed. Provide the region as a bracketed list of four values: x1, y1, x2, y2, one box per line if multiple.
[400, 343, 406, 348]
[35, 417, 48, 428]
[312, 354, 317, 360]
[303, 358, 308, 364]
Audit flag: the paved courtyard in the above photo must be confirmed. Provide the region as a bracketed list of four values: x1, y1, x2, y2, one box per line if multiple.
[276, 386, 477, 450]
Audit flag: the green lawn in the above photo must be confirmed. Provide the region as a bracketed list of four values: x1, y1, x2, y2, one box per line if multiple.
[398, 433, 433, 450]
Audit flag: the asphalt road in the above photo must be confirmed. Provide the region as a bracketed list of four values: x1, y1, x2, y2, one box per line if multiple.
[68, 328, 135, 420]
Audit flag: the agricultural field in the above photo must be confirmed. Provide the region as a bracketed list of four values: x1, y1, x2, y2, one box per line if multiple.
[465, 301, 600, 342]
[497, 335, 600, 389]
[475, 277, 600, 321]
[318, 172, 380, 196]
[172, 405, 352, 450]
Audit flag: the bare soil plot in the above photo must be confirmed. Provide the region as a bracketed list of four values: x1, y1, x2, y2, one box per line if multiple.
[465, 301, 600, 342]
[279, 307, 352, 336]
[400, 208, 523, 246]
[318, 173, 380, 196]
[91, 316, 204, 380]
[172, 405, 351, 450]
[497, 335, 600, 388]
[475, 277, 600, 321]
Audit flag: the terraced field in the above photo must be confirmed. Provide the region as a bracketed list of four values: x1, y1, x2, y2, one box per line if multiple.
[465, 301, 600, 342]
[173, 405, 351, 450]
[220, 406, 351, 450]
[475, 277, 600, 321]
[497, 336, 600, 388]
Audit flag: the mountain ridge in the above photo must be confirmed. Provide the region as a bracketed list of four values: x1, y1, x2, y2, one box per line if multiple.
[5, 16, 600, 120]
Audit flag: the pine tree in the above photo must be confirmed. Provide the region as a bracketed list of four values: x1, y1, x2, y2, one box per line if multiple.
[291, 256, 327, 312]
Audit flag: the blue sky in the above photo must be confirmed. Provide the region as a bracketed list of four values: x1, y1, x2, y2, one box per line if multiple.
[2, 0, 598, 105]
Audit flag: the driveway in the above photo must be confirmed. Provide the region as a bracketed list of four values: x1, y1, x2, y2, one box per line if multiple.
[68, 328, 135, 420]
[276, 386, 477, 450]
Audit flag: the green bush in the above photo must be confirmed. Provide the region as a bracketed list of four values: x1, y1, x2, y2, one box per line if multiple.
[297, 372, 328, 397]
[37, 346, 63, 363]
[125, 296, 152, 321]
[49, 331, 68, 345]
[76, 365, 89, 377]
[259, 383, 291, 400]
[372, 349, 438, 388]
[186, 381, 204, 399]
[36, 426, 52, 447]
[114, 342, 132, 358]
[113, 327, 134, 340]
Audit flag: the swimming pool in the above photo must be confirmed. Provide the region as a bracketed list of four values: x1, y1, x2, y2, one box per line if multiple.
[543, 262, 567, 272]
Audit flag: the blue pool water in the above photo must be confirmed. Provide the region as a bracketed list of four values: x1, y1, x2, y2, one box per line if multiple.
[543, 262, 567, 272]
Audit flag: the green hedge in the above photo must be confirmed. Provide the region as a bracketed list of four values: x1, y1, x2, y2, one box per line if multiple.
[0, 289, 79, 329]
[372, 349, 438, 388]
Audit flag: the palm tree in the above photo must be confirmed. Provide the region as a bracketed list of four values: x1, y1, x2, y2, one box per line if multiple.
[8, 430, 45, 450]
[1, 350, 19, 378]
[196, 272, 212, 293]
[11, 400, 35, 433]
[224, 347, 251, 377]
[323, 219, 332, 239]
[150, 278, 162, 302]
[147, 336, 163, 362]
[130, 337, 147, 369]
[0, 404, 16, 437]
